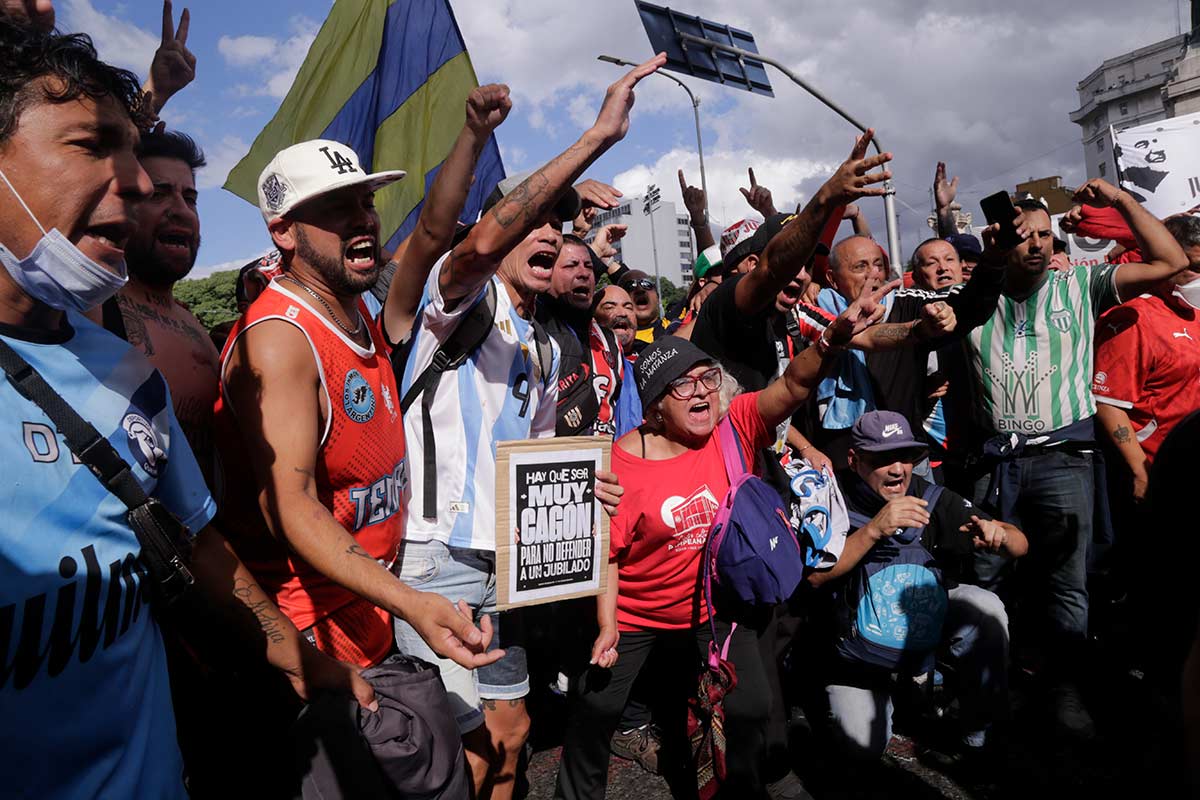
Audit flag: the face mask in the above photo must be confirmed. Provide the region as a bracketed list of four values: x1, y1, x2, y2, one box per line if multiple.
[1174, 274, 1200, 311]
[0, 168, 127, 313]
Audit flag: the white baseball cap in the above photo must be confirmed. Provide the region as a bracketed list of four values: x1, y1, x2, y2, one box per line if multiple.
[256, 139, 406, 222]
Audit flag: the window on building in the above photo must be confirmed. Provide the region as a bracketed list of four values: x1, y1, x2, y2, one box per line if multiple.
[1164, 60, 1175, 74]
[1092, 118, 1101, 133]
[1099, 162, 1107, 177]
[1119, 102, 1128, 115]
[679, 240, 691, 249]
[1096, 139, 1104, 152]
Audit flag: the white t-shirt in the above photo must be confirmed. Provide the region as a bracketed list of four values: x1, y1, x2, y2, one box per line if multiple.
[398, 254, 559, 551]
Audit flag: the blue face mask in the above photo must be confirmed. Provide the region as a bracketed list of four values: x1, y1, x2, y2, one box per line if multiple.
[0, 167, 127, 313]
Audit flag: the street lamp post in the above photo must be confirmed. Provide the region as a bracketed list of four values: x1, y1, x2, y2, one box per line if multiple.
[643, 184, 665, 317]
[598, 54, 708, 224]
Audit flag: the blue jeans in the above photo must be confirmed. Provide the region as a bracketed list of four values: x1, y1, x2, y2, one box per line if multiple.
[392, 539, 529, 734]
[971, 450, 1092, 667]
[825, 584, 1010, 758]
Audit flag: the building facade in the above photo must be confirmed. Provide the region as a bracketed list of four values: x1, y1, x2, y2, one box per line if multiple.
[1069, 34, 1189, 180]
[587, 195, 696, 288]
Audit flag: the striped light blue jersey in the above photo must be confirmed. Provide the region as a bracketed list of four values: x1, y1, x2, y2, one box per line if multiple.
[0, 312, 215, 799]
[400, 256, 560, 551]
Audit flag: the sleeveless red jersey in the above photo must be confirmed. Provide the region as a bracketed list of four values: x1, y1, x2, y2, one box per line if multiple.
[213, 279, 407, 667]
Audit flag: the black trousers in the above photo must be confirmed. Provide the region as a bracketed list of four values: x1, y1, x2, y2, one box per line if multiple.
[554, 619, 770, 800]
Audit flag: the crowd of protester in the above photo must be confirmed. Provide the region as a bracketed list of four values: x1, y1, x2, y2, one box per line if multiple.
[2, 2, 1200, 798]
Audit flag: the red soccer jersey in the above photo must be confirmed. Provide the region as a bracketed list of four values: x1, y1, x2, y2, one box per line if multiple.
[609, 393, 770, 631]
[213, 280, 407, 667]
[1093, 292, 1200, 463]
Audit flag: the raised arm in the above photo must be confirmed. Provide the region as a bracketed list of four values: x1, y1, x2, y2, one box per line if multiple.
[382, 84, 511, 342]
[739, 167, 778, 218]
[933, 161, 959, 237]
[679, 169, 715, 252]
[223, 322, 501, 669]
[734, 130, 893, 315]
[143, 0, 196, 117]
[1064, 179, 1189, 300]
[756, 279, 899, 429]
[439, 53, 667, 305]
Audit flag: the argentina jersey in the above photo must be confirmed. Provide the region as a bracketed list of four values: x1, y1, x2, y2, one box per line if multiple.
[400, 256, 560, 552]
[0, 312, 215, 799]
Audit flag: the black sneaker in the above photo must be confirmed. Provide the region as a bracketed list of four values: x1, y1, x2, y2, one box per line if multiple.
[609, 724, 661, 774]
[1051, 682, 1097, 740]
[765, 770, 814, 800]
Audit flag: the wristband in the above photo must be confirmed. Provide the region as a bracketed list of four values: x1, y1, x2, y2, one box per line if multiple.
[816, 328, 846, 356]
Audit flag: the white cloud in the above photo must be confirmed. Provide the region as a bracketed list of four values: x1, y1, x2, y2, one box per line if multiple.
[196, 135, 251, 190]
[61, 0, 157, 75]
[217, 35, 277, 67]
[612, 147, 836, 230]
[218, 17, 320, 99]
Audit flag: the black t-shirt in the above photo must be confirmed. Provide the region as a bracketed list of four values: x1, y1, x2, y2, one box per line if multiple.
[535, 296, 620, 436]
[864, 264, 1005, 446]
[839, 472, 992, 588]
[691, 273, 780, 392]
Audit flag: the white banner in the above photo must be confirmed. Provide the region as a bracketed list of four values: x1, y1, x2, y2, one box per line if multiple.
[1113, 111, 1200, 218]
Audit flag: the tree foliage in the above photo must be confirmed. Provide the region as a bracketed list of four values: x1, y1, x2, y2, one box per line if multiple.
[174, 269, 240, 330]
[656, 276, 687, 311]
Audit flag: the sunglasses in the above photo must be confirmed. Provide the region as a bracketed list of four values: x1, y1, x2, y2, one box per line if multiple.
[668, 367, 723, 400]
[624, 279, 656, 292]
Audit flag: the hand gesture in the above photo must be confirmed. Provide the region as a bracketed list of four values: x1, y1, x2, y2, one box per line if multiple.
[2, 0, 54, 30]
[288, 646, 379, 712]
[828, 278, 901, 344]
[842, 204, 861, 220]
[916, 300, 956, 339]
[678, 169, 707, 222]
[816, 129, 893, 207]
[739, 168, 778, 217]
[925, 371, 949, 400]
[575, 179, 622, 211]
[465, 83, 512, 137]
[592, 224, 627, 260]
[1073, 178, 1122, 208]
[147, 0, 196, 112]
[979, 212, 1033, 257]
[595, 469, 624, 517]
[934, 161, 958, 210]
[961, 515, 1007, 552]
[870, 496, 930, 537]
[591, 52, 667, 145]
[572, 206, 597, 237]
[590, 625, 619, 669]
[408, 595, 503, 669]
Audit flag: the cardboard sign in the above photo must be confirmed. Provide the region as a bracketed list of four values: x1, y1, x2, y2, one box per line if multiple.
[495, 436, 611, 610]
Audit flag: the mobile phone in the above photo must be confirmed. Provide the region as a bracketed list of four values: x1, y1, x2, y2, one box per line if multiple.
[979, 191, 1024, 250]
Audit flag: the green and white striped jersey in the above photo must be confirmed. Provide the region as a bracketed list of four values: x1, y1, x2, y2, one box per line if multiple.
[966, 263, 1120, 436]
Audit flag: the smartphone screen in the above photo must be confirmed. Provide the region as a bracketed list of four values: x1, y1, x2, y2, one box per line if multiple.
[979, 191, 1024, 249]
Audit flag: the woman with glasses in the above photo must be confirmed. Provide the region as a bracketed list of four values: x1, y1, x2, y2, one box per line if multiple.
[555, 281, 897, 799]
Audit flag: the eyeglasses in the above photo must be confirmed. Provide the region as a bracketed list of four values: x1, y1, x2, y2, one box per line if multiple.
[668, 367, 723, 400]
[624, 278, 656, 292]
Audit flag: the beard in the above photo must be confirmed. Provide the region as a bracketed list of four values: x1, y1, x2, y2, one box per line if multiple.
[294, 225, 380, 296]
[125, 233, 200, 288]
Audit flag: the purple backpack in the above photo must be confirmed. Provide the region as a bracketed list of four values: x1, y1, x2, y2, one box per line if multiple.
[701, 417, 806, 658]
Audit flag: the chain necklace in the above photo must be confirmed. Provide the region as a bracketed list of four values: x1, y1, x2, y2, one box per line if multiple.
[281, 275, 363, 337]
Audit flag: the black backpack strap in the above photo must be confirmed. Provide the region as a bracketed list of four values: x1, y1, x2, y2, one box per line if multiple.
[530, 317, 554, 390]
[100, 296, 128, 342]
[370, 258, 398, 309]
[401, 281, 498, 519]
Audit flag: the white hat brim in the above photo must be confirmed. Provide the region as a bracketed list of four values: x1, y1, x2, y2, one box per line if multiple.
[268, 168, 407, 221]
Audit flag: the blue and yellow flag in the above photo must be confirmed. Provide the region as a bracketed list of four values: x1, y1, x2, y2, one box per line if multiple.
[224, 0, 504, 252]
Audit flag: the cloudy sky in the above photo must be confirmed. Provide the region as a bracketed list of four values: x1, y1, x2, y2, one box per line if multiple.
[60, 0, 1188, 276]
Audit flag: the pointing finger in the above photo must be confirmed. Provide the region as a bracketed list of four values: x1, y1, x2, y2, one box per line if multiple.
[749, 167, 757, 188]
[678, 169, 687, 193]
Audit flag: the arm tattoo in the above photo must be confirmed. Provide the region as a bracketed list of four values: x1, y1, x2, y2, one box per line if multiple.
[765, 210, 824, 280]
[872, 323, 914, 342]
[346, 543, 375, 560]
[489, 140, 588, 229]
[1113, 426, 1132, 444]
[232, 578, 288, 645]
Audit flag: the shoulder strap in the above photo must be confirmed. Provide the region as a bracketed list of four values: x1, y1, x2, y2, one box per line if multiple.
[894, 481, 945, 543]
[100, 296, 128, 342]
[716, 416, 748, 485]
[0, 337, 148, 507]
[530, 317, 554, 389]
[370, 258, 398, 308]
[400, 280, 497, 414]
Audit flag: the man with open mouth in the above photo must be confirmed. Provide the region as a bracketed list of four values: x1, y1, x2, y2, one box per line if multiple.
[618, 268, 670, 354]
[88, 128, 219, 483]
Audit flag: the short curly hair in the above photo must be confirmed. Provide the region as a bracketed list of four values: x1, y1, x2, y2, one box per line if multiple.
[0, 18, 148, 143]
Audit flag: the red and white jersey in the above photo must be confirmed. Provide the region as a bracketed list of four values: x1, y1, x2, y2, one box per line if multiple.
[1093, 292, 1200, 463]
[213, 279, 407, 666]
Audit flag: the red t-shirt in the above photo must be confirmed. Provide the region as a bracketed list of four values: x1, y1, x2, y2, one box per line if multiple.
[609, 392, 771, 631]
[1093, 292, 1200, 463]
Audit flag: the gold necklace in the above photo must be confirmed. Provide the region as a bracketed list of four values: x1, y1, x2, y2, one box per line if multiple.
[281, 275, 363, 337]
